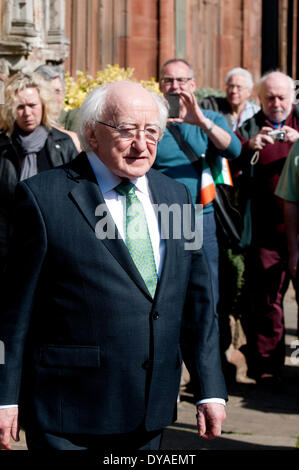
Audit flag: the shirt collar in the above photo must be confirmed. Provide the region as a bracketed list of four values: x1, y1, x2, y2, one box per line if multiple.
[86, 151, 149, 195]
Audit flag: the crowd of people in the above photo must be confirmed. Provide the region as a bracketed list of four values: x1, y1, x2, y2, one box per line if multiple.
[0, 59, 297, 451]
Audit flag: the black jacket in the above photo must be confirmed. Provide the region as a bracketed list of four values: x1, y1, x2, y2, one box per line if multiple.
[0, 127, 78, 272]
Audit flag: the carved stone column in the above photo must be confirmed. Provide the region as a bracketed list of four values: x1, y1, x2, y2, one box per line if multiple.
[0, 0, 70, 75]
[10, 0, 37, 37]
[44, 0, 69, 62]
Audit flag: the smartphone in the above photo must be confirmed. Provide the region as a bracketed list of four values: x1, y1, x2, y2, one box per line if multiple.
[167, 94, 180, 118]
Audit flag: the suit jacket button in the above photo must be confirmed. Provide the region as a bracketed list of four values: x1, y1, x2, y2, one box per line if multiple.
[142, 360, 151, 370]
[152, 311, 159, 320]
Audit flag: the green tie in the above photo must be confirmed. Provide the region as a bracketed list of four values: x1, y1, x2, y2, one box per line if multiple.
[116, 181, 158, 298]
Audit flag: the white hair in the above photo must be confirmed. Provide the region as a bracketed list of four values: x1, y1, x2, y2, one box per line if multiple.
[258, 70, 295, 101]
[225, 67, 254, 90]
[78, 81, 169, 152]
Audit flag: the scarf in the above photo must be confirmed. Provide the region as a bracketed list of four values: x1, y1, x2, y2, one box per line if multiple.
[13, 125, 49, 181]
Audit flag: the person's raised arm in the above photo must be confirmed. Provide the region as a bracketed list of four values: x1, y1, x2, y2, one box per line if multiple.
[178, 91, 232, 150]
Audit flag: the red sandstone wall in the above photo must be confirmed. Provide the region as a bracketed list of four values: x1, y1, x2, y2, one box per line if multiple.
[64, 0, 262, 91]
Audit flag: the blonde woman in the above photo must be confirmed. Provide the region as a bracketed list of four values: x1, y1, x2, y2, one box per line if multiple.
[0, 72, 78, 274]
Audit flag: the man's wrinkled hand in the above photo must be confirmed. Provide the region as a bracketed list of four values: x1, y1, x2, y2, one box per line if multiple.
[281, 125, 299, 144]
[0, 408, 19, 450]
[249, 127, 275, 150]
[196, 403, 226, 440]
[178, 91, 206, 126]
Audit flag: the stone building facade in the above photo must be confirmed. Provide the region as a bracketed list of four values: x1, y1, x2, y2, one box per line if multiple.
[0, 0, 69, 76]
[63, 0, 262, 90]
[0, 0, 298, 92]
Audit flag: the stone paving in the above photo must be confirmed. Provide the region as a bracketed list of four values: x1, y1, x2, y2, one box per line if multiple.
[162, 285, 299, 451]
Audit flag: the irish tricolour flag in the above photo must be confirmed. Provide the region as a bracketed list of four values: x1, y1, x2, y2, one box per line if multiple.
[200, 155, 233, 206]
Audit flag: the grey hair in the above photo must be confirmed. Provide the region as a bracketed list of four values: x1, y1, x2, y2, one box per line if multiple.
[160, 58, 194, 79]
[225, 67, 254, 89]
[258, 70, 295, 100]
[78, 81, 169, 152]
[34, 64, 65, 89]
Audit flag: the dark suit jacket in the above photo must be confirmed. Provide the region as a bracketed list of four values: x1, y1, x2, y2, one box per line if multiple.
[0, 152, 227, 436]
[0, 127, 78, 274]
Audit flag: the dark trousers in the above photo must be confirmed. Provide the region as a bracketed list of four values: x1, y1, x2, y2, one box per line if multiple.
[202, 211, 219, 313]
[202, 211, 234, 355]
[25, 426, 163, 451]
[245, 244, 290, 377]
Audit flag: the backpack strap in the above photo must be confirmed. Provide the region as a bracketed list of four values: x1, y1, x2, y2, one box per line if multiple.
[167, 124, 202, 202]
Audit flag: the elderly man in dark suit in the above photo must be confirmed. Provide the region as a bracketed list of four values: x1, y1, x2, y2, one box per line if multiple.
[0, 81, 227, 451]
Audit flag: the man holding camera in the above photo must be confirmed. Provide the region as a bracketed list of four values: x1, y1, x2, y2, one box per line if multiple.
[232, 70, 299, 383]
[155, 58, 241, 363]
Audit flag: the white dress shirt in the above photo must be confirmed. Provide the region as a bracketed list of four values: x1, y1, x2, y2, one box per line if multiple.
[86, 151, 165, 277]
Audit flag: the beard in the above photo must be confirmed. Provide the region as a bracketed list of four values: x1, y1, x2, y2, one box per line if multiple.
[267, 102, 293, 122]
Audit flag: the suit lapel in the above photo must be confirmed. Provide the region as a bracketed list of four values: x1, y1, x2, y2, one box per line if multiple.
[68, 153, 152, 299]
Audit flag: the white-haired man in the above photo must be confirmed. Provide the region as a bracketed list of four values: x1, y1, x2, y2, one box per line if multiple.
[0, 81, 227, 450]
[200, 67, 260, 130]
[232, 71, 299, 383]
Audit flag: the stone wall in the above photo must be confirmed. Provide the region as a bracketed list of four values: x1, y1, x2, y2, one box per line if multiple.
[0, 0, 69, 76]
[64, 0, 160, 80]
[63, 0, 262, 87]
[189, 0, 262, 91]
[1, 0, 296, 92]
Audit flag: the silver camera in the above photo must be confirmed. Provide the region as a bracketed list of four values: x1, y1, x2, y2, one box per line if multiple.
[268, 129, 285, 142]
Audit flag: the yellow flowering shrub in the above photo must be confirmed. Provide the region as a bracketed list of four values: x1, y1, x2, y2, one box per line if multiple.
[64, 64, 160, 110]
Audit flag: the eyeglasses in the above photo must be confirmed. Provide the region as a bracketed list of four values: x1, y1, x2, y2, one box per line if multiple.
[160, 77, 192, 85]
[227, 84, 247, 92]
[94, 121, 162, 143]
